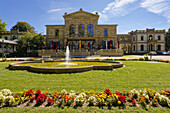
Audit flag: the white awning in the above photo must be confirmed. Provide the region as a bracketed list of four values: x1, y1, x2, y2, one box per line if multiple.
[0, 39, 18, 45]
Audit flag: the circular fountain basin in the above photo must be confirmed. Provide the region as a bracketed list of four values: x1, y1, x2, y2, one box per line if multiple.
[8, 60, 123, 74]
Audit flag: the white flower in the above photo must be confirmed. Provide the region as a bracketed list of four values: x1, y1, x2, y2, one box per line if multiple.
[70, 90, 75, 93]
[4, 96, 14, 103]
[159, 95, 169, 106]
[154, 92, 161, 100]
[139, 90, 143, 95]
[79, 92, 86, 98]
[61, 89, 67, 94]
[1, 89, 12, 96]
[69, 93, 75, 98]
[88, 96, 96, 103]
[130, 89, 139, 95]
[0, 94, 5, 104]
[143, 89, 147, 95]
[168, 100, 170, 107]
[75, 95, 84, 105]
[145, 95, 149, 100]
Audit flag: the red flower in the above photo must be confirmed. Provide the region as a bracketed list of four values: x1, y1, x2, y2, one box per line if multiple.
[164, 90, 170, 95]
[119, 95, 126, 103]
[116, 92, 122, 96]
[25, 89, 34, 97]
[47, 97, 53, 105]
[36, 89, 41, 95]
[36, 94, 47, 105]
[30, 96, 35, 102]
[132, 100, 136, 105]
[104, 89, 112, 95]
[35, 89, 41, 99]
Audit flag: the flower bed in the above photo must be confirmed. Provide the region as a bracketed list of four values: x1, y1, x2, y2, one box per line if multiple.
[1, 57, 170, 63]
[0, 88, 170, 110]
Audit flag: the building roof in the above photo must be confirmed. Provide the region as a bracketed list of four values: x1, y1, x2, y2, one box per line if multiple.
[0, 39, 18, 45]
[63, 8, 99, 18]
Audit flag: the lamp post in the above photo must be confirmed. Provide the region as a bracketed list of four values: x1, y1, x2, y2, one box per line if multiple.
[149, 35, 152, 60]
[2, 38, 4, 60]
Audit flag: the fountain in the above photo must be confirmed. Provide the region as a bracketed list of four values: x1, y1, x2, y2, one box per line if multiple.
[58, 46, 78, 66]
[8, 46, 123, 74]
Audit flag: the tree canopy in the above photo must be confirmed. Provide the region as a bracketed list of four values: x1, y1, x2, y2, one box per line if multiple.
[0, 19, 7, 32]
[17, 32, 46, 56]
[11, 22, 34, 33]
[166, 28, 170, 51]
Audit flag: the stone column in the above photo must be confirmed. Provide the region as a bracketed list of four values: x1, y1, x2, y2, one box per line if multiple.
[75, 22, 78, 37]
[155, 43, 157, 51]
[84, 23, 88, 37]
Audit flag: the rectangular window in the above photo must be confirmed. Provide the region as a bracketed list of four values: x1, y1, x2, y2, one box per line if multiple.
[141, 36, 144, 41]
[104, 29, 108, 37]
[55, 29, 59, 37]
[158, 36, 161, 40]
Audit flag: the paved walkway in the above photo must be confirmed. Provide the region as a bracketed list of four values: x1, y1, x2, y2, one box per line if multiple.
[0, 55, 170, 61]
[87, 55, 170, 60]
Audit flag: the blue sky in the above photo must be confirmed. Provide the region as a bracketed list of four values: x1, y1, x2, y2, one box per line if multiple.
[0, 0, 170, 34]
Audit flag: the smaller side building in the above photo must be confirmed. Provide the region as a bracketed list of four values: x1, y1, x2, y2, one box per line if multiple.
[129, 28, 165, 53]
[0, 29, 23, 56]
[117, 34, 132, 54]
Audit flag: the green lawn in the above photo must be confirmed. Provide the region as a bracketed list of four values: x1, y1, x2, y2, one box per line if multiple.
[0, 61, 170, 93]
[0, 106, 170, 113]
[0, 61, 170, 112]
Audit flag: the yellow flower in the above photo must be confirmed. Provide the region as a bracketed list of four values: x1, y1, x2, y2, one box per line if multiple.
[20, 91, 23, 94]
[102, 98, 104, 102]
[105, 103, 107, 106]
[115, 95, 119, 99]
[21, 97, 24, 101]
[9, 100, 11, 103]
[118, 101, 121, 104]
[13, 98, 15, 102]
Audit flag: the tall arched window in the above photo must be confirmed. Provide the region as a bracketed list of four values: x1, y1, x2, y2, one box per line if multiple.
[141, 45, 144, 51]
[69, 24, 75, 37]
[87, 24, 93, 37]
[78, 24, 84, 37]
[158, 45, 161, 51]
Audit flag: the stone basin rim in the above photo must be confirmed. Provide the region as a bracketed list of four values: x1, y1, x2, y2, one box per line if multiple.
[7, 60, 123, 74]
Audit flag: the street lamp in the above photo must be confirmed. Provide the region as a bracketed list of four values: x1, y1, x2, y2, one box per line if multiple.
[1, 38, 5, 60]
[149, 35, 152, 60]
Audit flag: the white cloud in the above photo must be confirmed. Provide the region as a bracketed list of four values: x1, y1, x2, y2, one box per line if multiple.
[141, 0, 170, 22]
[48, 8, 73, 13]
[97, 0, 139, 23]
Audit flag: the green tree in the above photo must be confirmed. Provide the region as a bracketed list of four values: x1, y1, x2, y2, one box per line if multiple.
[11, 22, 34, 33]
[17, 32, 46, 56]
[165, 28, 170, 51]
[0, 19, 7, 32]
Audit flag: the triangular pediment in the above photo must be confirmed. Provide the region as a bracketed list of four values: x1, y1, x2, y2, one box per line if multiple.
[63, 9, 99, 18]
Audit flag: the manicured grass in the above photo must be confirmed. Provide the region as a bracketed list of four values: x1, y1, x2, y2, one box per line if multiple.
[0, 106, 170, 113]
[0, 61, 170, 93]
[1, 61, 170, 112]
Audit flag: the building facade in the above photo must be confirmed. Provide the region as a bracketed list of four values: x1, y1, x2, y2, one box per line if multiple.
[0, 29, 23, 56]
[43, 8, 123, 57]
[129, 29, 165, 53]
[41, 9, 165, 57]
